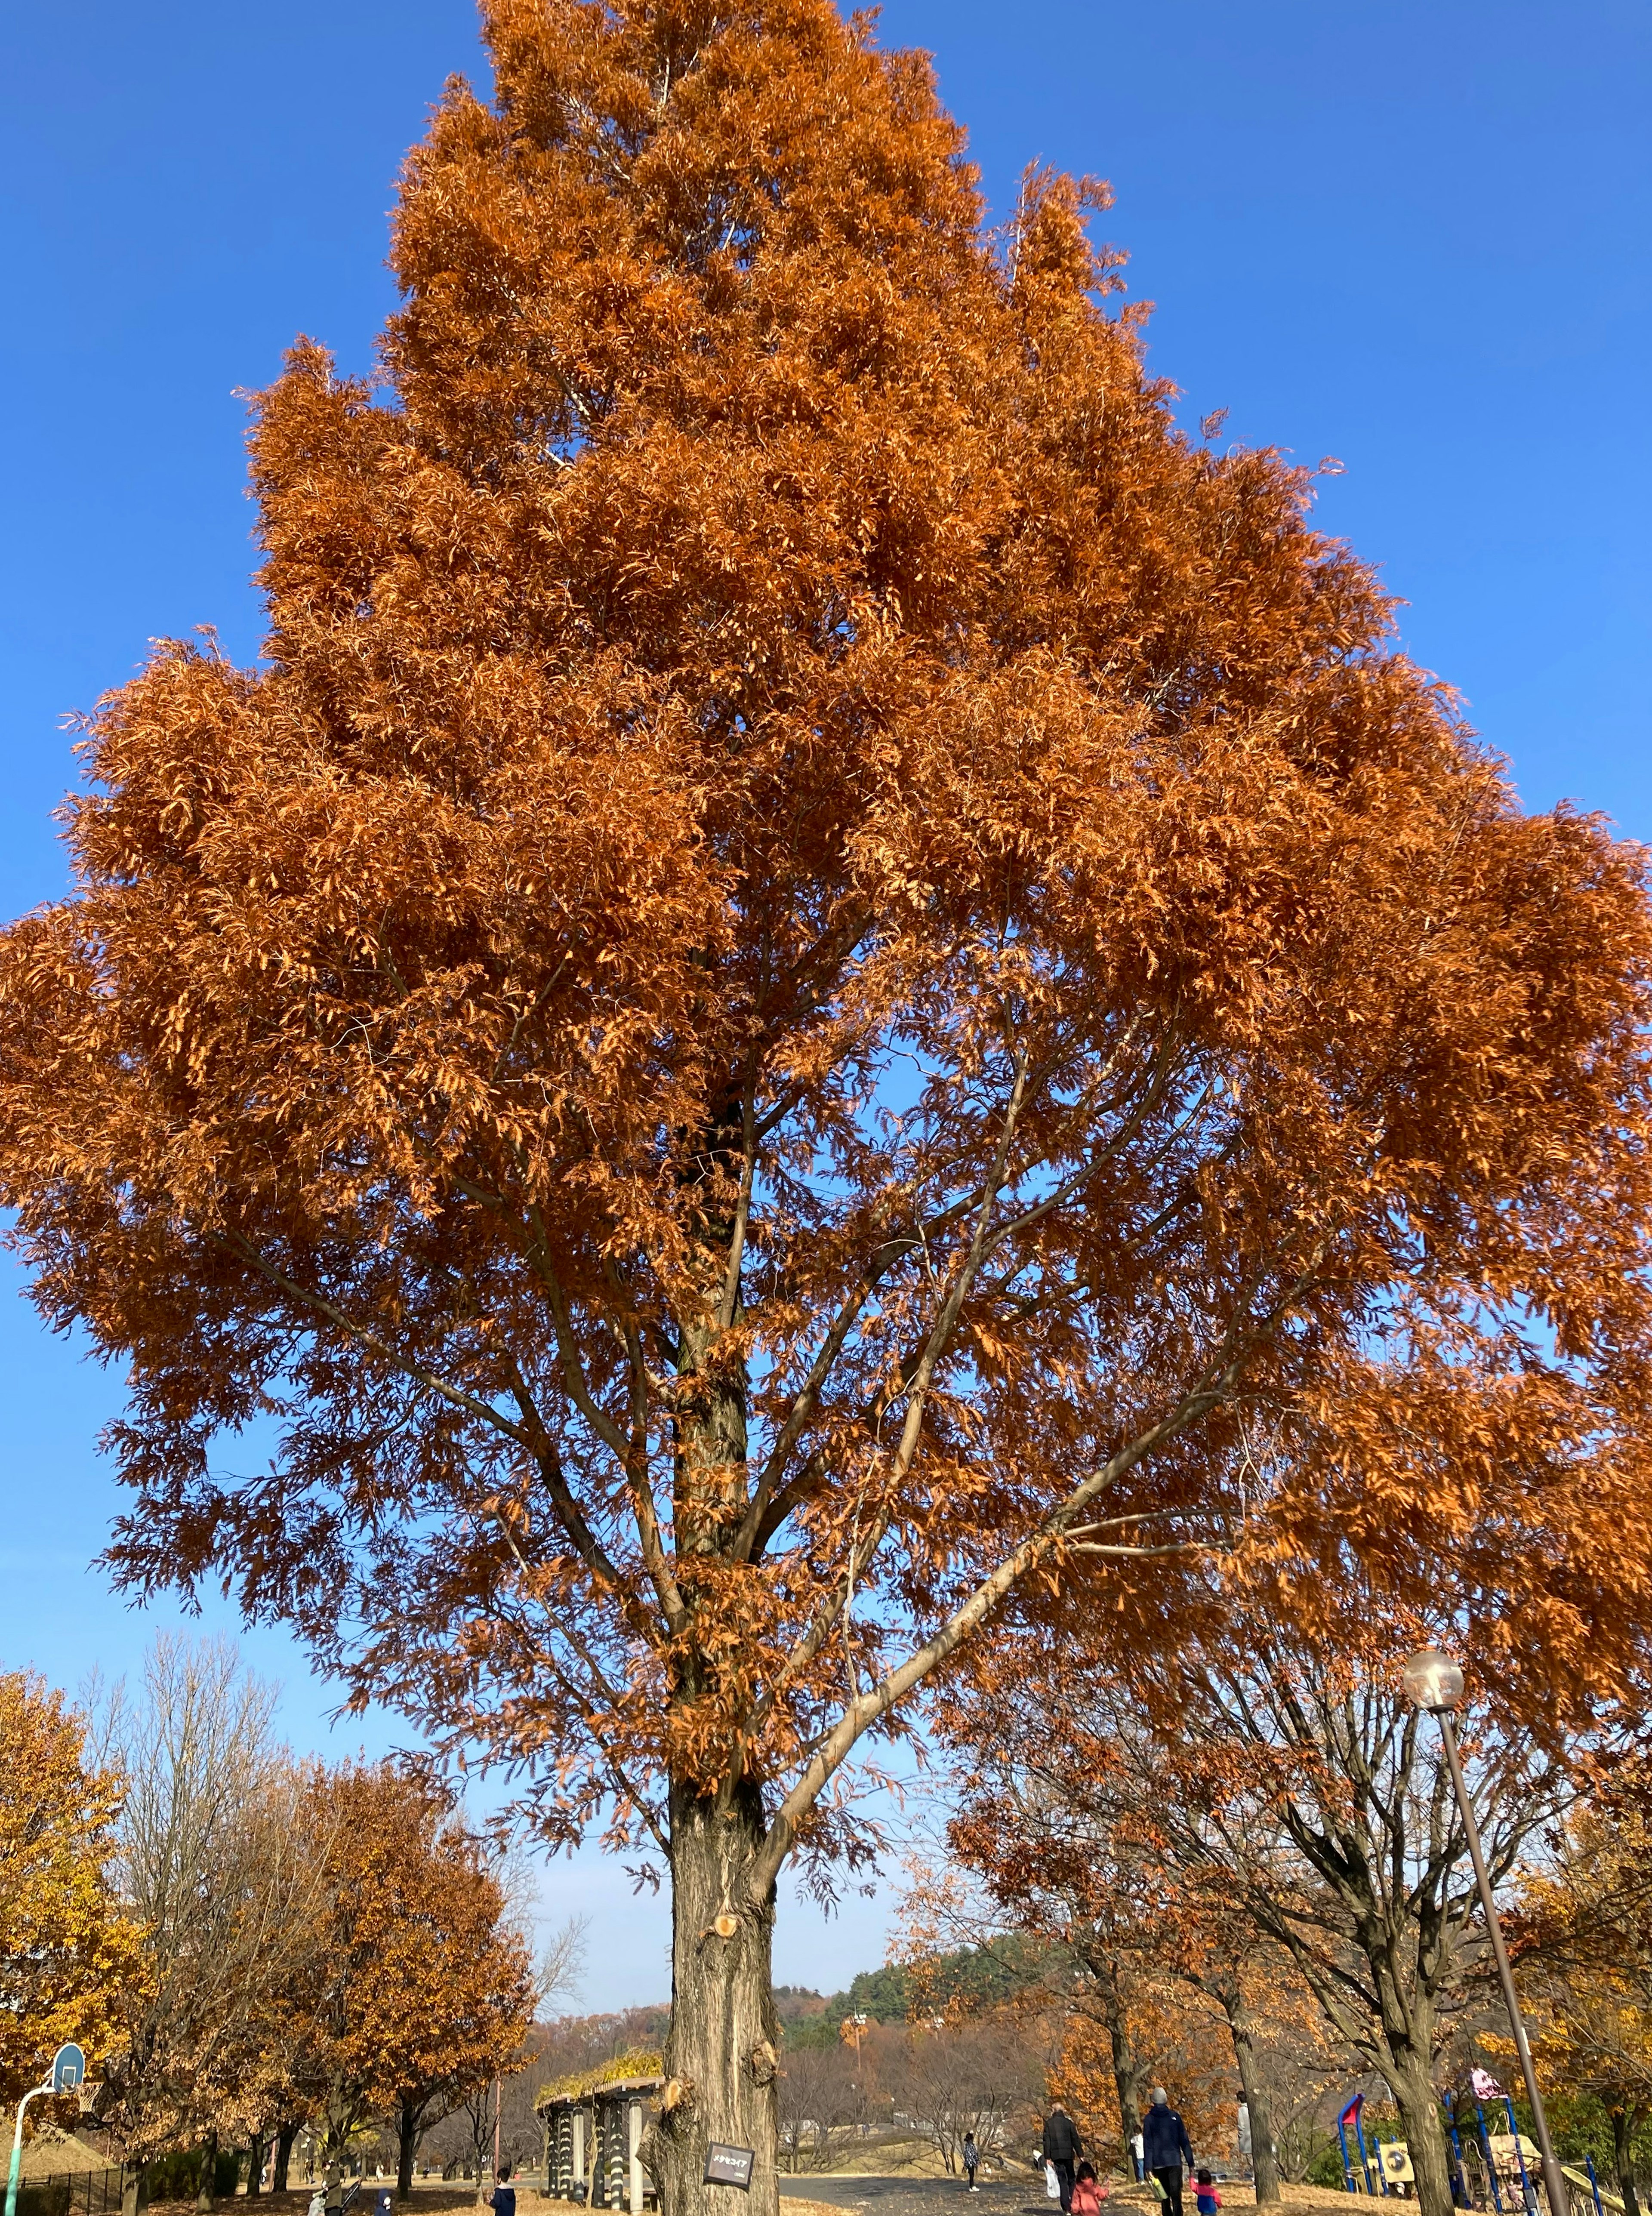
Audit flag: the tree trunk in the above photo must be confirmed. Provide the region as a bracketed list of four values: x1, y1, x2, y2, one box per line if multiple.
[274, 2129, 296, 2196]
[1219, 1991, 1280, 2206]
[647, 1776, 780, 2216]
[248, 2137, 265, 2199]
[196, 2133, 219, 2215]
[399, 2100, 420, 2201]
[1612, 2109, 1640, 2216]
[474, 2108, 493, 2209]
[121, 2169, 149, 2216]
[1080, 1940, 1145, 2168]
[1387, 2057, 1454, 2216]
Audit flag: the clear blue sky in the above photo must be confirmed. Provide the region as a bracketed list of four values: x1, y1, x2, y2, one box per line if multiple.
[1, 0, 1647, 2003]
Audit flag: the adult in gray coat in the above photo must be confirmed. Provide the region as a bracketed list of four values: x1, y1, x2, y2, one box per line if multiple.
[1143, 2087, 1195, 2216]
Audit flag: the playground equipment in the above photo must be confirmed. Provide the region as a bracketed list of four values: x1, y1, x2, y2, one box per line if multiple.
[1378, 2146, 1417, 2189]
[1337, 2096, 1376, 2195]
[1334, 2089, 1604, 2216]
[6, 2048, 86, 2216]
[1567, 2162, 1618, 2216]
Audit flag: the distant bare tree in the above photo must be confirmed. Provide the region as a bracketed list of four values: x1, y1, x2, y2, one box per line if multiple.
[899, 2022, 1039, 2176]
[94, 1637, 321, 2216]
[537, 1917, 591, 2019]
[776, 2044, 858, 2173]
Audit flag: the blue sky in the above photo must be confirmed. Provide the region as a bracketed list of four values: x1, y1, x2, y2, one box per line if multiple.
[1, 0, 1646, 2004]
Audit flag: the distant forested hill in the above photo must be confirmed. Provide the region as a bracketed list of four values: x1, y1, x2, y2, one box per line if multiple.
[780, 1936, 1050, 2049]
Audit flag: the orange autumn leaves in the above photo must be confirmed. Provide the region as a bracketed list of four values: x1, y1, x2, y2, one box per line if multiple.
[295, 1766, 535, 2167]
[0, 0, 1647, 2032]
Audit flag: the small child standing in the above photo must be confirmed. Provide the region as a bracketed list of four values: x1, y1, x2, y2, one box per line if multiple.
[1195, 2170, 1221, 2216]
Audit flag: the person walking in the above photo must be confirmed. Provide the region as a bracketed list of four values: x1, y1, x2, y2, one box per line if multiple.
[1071, 2162, 1109, 2216]
[488, 2163, 516, 2216]
[963, 2135, 981, 2192]
[1143, 2088, 1194, 2216]
[1042, 2101, 1084, 2215]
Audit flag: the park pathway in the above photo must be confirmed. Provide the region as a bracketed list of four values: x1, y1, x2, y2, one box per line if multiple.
[780, 2180, 1048, 2216]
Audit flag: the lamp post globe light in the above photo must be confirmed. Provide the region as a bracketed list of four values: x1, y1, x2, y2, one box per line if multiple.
[1401, 1649, 1465, 1714]
[1401, 1649, 1572, 2216]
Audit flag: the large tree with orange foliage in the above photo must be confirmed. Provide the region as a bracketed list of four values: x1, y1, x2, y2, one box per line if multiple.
[286, 1767, 533, 2197]
[1, 4, 1651, 2212]
[936, 1580, 1610, 2216]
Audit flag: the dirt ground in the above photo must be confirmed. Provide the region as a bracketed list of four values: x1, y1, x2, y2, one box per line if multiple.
[137, 2174, 1358, 2216]
[777, 2178, 1359, 2216]
[148, 2194, 569, 2216]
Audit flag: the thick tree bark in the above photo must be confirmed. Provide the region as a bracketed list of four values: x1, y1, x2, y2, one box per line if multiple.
[398, 2100, 421, 2200]
[1079, 1941, 1145, 2169]
[247, 2136, 265, 2198]
[1612, 2108, 1641, 2216]
[121, 2169, 149, 2216]
[1218, 1991, 1280, 2205]
[648, 1777, 780, 2216]
[1387, 2055, 1454, 2216]
[197, 2131, 219, 2214]
[274, 2129, 296, 2196]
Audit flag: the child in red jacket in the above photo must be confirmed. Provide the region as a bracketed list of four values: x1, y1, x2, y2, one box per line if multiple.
[1070, 2163, 1110, 2216]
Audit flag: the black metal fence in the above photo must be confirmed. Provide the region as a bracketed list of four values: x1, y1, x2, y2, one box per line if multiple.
[17, 2167, 125, 2216]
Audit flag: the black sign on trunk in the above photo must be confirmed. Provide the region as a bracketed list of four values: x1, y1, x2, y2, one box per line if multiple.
[702, 2146, 755, 2191]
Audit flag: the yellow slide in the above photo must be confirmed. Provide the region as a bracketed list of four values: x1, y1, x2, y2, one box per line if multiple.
[1562, 2167, 1624, 2215]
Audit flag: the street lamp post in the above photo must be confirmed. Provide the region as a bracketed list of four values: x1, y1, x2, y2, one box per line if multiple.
[1401, 1649, 1571, 2216]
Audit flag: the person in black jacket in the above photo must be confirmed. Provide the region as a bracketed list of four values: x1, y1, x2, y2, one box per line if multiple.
[1042, 2101, 1084, 2213]
[1143, 2087, 1195, 2216]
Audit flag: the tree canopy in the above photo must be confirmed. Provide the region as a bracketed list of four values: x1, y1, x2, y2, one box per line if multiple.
[289, 1764, 535, 2193]
[2, 3, 1650, 2209]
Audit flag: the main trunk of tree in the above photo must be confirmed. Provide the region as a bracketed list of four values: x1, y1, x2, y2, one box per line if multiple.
[197, 2131, 219, 2215]
[274, 2130, 296, 2197]
[649, 1777, 780, 2216]
[1612, 2109, 1640, 2216]
[1386, 2055, 1453, 2216]
[1220, 1993, 1280, 2205]
[121, 2167, 149, 2216]
[247, 2136, 265, 2198]
[398, 2102, 420, 2200]
[1077, 1938, 1144, 2168]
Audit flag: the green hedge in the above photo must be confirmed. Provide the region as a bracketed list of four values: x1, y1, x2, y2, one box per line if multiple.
[16, 2185, 72, 2216]
[141, 2147, 242, 2202]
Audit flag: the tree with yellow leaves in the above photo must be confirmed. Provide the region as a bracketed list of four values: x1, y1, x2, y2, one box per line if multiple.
[1514, 1779, 1652, 2216]
[93, 1639, 322, 2215]
[0, 1672, 143, 2110]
